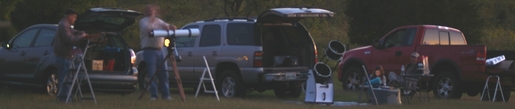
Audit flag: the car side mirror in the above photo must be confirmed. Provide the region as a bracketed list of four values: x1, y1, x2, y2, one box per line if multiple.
[372, 39, 384, 49]
[1, 42, 11, 50]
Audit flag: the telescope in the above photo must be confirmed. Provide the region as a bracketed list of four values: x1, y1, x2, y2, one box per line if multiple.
[149, 28, 200, 38]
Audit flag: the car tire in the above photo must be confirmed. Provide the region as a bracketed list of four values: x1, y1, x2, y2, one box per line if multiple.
[433, 72, 462, 99]
[342, 66, 363, 90]
[45, 71, 59, 96]
[137, 65, 148, 90]
[218, 70, 246, 98]
[274, 82, 302, 98]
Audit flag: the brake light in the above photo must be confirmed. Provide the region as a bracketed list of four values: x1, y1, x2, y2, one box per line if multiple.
[314, 47, 319, 63]
[254, 51, 263, 67]
[476, 51, 486, 64]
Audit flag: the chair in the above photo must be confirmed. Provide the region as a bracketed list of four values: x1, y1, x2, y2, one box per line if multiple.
[357, 65, 379, 105]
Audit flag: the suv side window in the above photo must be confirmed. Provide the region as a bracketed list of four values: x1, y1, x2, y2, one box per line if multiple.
[227, 23, 255, 45]
[199, 24, 221, 47]
[383, 28, 415, 47]
[34, 29, 55, 47]
[176, 25, 199, 47]
[12, 28, 39, 48]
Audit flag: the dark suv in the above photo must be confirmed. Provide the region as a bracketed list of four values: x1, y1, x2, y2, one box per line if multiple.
[0, 8, 141, 95]
[136, 7, 334, 98]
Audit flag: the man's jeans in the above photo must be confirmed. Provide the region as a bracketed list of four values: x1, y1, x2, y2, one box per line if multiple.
[56, 56, 72, 100]
[143, 49, 170, 98]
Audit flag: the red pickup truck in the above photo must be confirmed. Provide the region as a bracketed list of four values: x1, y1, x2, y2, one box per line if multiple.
[337, 25, 514, 100]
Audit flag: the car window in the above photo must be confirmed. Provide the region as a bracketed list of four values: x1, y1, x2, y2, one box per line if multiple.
[199, 24, 221, 47]
[34, 29, 55, 46]
[450, 31, 466, 45]
[384, 28, 417, 46]
[439, 32, 450, 45]
[227, 23, 255, 45]
[176, 25, 199, 47]
[12, 28, 39, 48]
[422, 29, 439, 45]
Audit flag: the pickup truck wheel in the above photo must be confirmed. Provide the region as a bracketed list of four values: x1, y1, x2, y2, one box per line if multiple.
[137, 66, 148, 90]
[274, 82, 302, 98]
[45, 72, 58, 96]
[342, 67, 363, 90]
[218, 70, 246, 98]
[433, 72, 462, 99]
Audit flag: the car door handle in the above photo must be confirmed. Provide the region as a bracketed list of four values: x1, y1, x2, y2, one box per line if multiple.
[20, 51, 26, 56]
[212, 51, 217, 56]
[43, 51, 49, 56]
[395, 51, 402, 57]
[188, 52, 193, 56]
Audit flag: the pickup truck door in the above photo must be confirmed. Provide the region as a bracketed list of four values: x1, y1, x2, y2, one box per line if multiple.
[1, 28, 39, 81]
[371, 28, 417, 74]
[192, 24, 222, 82]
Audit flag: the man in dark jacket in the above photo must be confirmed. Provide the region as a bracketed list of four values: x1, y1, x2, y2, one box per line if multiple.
[53, 8, 88, 102]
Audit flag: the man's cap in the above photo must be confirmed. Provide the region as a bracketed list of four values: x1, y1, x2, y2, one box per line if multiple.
[411, 52, 420, 57]
[64, 8, 79, 15]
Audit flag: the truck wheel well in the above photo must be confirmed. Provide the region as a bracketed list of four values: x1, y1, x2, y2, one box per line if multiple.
[339, 60, 364, 81]
[216, 62, 240, 79]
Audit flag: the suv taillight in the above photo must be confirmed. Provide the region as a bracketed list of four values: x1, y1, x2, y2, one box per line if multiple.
[476, 51, 486, 64]
[254, 51, 263, 67]
[314, 49, 319, 63]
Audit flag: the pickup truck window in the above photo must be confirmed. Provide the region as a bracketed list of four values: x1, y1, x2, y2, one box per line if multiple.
[383, 28, 416, 47]
[227, 23, 255, 45]
[199, 24, 221, 47]
[34, 29, 55, 47]
[176, 25, 199, 47]
[12, 28, 38, 48]
[450, 31, 466, 45]
[440, 32, 450, 45]
[423, 29, 466, 45]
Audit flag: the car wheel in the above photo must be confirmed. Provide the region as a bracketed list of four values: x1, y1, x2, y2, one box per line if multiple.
[274, 82, 302, 98]
[342, 66, 363, 90]
[433, 72, 462, 99]
[137, 66, 148, 90]
[218, 70, 246, 98]
[46, 72, 59, 96]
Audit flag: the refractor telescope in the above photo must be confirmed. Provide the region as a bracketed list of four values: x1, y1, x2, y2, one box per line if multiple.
[149, 28, 200, 38]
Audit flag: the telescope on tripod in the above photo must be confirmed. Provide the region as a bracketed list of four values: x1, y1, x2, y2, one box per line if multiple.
[138, 28, 200, 102]
[305, 40, 346, 104]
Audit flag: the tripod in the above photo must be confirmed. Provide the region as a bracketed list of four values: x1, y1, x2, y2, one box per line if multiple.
[138, 37, 186, 102]
[57, 40, 97, 104]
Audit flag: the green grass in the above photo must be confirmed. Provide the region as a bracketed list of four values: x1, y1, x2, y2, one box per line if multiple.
[1, 75, 515, 109]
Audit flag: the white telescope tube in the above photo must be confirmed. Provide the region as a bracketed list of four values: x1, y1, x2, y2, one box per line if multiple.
[149, 28, 200, 37]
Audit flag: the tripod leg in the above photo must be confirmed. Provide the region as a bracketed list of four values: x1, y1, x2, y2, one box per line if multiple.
[170, 55, 186, 102]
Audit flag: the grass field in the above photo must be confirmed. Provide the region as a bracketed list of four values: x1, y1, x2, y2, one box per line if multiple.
[1, 74, 515, 109]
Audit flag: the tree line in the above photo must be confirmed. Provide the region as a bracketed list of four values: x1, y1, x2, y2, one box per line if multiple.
[1, 0, 514, 50]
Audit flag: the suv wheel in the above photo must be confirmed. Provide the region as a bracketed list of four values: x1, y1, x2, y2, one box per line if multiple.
[46, 72, 58, 96]
[218, 70, 246, 98]
[274, 82, 302, 98]
[342, 66, 363, 90]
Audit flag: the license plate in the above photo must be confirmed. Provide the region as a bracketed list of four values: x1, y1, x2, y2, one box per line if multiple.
[285, 73, 297, 79]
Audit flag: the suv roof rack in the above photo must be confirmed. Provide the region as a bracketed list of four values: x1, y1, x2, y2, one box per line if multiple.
[203, 17, 257, 22]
